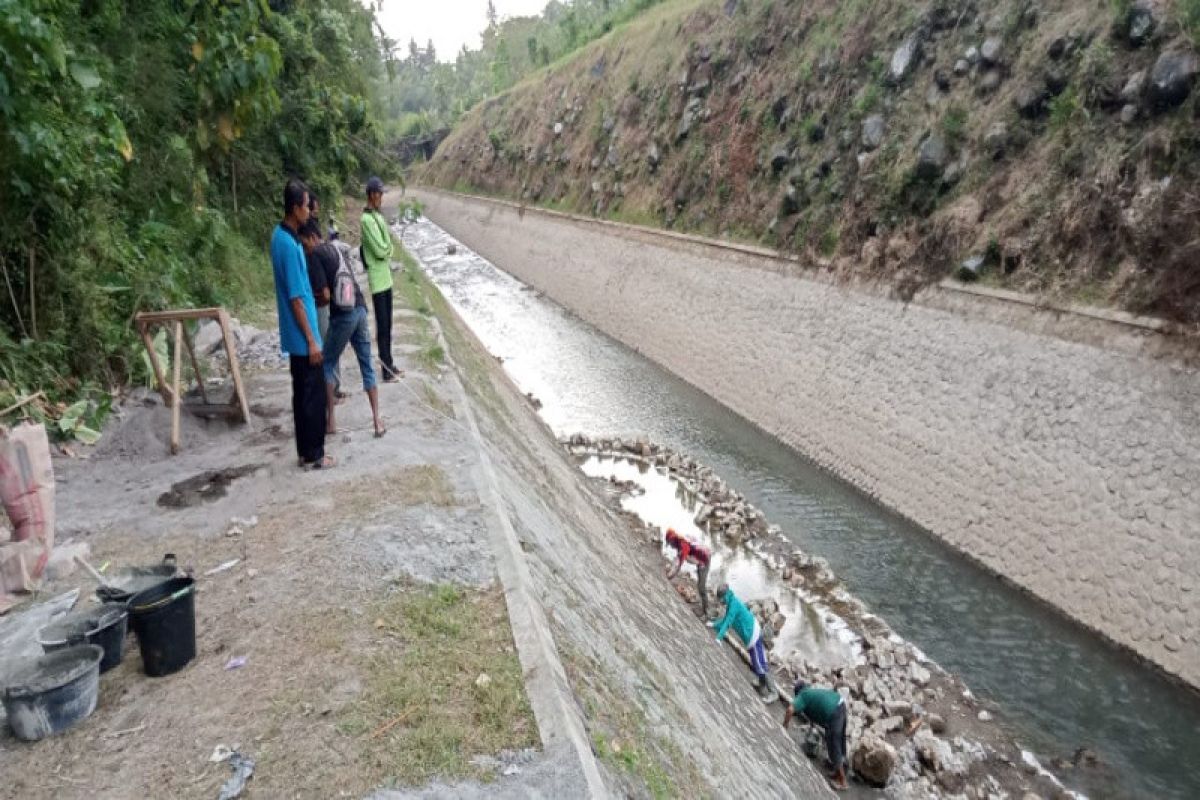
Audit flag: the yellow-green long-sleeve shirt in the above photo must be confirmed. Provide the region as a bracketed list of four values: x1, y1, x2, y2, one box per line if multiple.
[361, 208, 394, 294]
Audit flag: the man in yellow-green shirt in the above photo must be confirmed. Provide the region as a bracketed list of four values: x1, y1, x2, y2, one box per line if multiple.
[361, 176, 400, 382]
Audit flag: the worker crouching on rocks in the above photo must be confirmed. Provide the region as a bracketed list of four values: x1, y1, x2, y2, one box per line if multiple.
[663, 528, 711, 617]
[784, 680, 849, 791]
[710, 583, 775, 702]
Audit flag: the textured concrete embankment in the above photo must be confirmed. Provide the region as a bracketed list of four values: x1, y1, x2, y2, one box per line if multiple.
[414, 187, 1200, 690]
[421, 260, 834, 798]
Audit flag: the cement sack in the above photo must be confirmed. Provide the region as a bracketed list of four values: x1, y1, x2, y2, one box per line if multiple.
[0, 422, 55, 611]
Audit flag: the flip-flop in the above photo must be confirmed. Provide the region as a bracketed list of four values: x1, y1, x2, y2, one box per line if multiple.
[374, 427, 388, 439]
[325, 428, 346, 437]
[305, 455, 337, 470]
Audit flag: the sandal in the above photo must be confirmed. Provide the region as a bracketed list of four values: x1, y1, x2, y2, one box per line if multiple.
[374, 426, 388, 439]
[304, 455, 337, 470]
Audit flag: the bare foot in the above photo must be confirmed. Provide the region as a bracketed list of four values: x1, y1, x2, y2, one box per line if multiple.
[304, 455, 337, 470]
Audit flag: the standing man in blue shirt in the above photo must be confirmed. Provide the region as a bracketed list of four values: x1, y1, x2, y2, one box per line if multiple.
[271, 178, 333, 469]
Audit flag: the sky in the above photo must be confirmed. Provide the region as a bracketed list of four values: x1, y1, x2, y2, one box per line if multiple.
[372, 0, 550, 62]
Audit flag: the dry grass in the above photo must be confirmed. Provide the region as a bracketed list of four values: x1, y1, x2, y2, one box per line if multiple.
[340, 583, 537, 786]
[338, 464, 457, 509]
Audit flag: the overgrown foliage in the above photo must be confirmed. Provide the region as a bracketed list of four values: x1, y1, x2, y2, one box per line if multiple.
[0, 0, 390, 413]
[375, 0, 666, 142]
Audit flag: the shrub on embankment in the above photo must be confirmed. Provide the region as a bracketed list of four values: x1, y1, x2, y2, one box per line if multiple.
[421, 0, 1200, 324]
[0, 0, 392, 418]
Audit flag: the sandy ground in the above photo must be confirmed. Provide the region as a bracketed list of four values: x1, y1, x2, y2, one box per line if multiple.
[0, 261, 548, 798]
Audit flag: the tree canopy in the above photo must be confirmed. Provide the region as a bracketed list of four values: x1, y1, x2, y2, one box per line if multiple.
[0, 0, 390, 407]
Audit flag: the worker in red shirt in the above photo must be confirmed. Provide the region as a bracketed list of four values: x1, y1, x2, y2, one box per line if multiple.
[664, 528, 712, 618]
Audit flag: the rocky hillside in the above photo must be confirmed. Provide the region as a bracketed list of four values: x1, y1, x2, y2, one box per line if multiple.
[420, 0, 1200, 323]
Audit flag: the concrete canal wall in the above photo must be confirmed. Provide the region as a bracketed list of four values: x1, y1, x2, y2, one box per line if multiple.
[413, 187, 1200, 690]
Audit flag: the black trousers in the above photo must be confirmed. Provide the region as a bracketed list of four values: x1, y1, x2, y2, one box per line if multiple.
[289, 355, 326, 463]
[372, 288, 397, 378]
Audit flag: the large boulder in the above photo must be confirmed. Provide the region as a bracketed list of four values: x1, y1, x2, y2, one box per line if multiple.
[1120, 70, 1147, 104]
[1015, 85, 1048, 118]
[194, 320, 225, 356]
[983, 121, 1009, 159]
[915, 134, 947, 180]
[769, 141, 792, 175]
[1148, 50, 1199, 112]
[1117, 1, 1157, 47]
[780, 184, 803, 216]
[979, 36, 1003, 66]
[888, 31, 924, 84]
[852, 735, 897, 787]
[676, 97, 703, 140]
[861, 114, 886, 150]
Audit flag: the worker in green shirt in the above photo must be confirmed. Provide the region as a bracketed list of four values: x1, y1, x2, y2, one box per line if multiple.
[784, 680, 849, 791]
[360, 176, 400, 382]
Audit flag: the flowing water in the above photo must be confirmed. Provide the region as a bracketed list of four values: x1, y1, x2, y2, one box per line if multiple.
[402, 218, 1200, 800]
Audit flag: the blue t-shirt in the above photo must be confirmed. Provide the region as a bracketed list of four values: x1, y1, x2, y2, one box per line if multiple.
[270, 223, 321, 357]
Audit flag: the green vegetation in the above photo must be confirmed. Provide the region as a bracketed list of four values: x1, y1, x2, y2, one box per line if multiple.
[0, 0, 390, 417]
[343, 583, 536, 784]
[1049, 87, 1086, 135]
[393, 255, 448, 373]
[942, 105, 969, 146]
[376, 0, 668, 139]
[1185, 0, 1200, 47]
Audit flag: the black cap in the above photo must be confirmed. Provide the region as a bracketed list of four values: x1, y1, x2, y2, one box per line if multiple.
[366, 176, 385, 195]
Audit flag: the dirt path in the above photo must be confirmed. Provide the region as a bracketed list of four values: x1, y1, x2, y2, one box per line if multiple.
[0, 252, 549, 798]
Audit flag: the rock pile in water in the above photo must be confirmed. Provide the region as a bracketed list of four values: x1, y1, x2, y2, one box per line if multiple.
[562, 432, 1072, 799]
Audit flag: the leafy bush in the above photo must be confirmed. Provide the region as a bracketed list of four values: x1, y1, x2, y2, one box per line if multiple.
[0, 0, 390, 410]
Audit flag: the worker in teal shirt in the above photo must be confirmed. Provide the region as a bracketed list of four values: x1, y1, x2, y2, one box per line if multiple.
[784, 680, 849, 790]
[710, 583, 774, 701]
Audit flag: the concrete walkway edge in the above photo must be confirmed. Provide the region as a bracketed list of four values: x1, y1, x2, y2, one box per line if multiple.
[421, 307, 609, 797]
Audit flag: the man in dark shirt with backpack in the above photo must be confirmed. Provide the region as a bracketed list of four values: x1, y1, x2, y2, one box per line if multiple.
[299, 220, 386, 438]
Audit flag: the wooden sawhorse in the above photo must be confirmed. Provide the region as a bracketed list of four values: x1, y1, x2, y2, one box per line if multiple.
[134, 308, 252, 454]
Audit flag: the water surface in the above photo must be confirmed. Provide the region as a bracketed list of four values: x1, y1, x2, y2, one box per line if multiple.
[403, 218, 1200, 800]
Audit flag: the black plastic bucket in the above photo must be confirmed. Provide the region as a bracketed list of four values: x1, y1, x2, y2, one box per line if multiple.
[128, 576, 196, 677]
[96, 553, 178, 606]
[38, 604, 128, 673]
[2, 644, 103, 741]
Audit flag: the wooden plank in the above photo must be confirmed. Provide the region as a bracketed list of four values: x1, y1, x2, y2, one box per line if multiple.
[181, 323, 209, 405]
[134, 308, 223, 325]
[137, 322, 173, 407]
[170, 321, 183, 455]
[218, 309, 252, 424]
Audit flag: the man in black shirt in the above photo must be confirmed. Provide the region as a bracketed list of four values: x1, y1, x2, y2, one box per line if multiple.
[299, 221, 386, 438]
